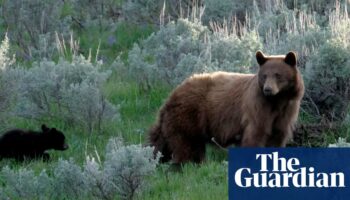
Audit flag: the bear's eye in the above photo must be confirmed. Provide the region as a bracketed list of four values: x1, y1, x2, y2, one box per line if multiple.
[263, 74, 267, 80]
[275, 73, 282, 80]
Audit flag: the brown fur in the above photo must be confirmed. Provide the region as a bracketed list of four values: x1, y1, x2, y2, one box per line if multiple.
[148, 51, 304, 164]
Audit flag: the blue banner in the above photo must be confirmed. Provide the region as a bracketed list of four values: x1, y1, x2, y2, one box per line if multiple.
[229, 148, 350, 200]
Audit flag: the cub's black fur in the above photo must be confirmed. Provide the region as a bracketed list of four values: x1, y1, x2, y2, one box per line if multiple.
[0, 124, 68, 161]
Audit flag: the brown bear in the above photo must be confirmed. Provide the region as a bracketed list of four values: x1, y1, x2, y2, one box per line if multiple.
[148, 51, 304, 164]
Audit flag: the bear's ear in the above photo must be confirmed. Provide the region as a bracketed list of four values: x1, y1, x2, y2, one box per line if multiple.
[284, 51, 297, 67]
[41, 124, 49, 132]
[256, 50, 267, 66]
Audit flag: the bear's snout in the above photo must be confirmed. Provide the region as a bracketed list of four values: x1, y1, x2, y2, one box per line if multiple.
[262, 79, 279, 96]
[263, 84, 278, 96]
[56, 143, 69, 151]
[263, 87, 273, 96]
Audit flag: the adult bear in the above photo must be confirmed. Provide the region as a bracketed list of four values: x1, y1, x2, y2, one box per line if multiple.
[149, 51, 304, 164]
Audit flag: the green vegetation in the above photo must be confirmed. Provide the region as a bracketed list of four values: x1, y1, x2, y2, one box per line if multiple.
[0, 0, 350, 199]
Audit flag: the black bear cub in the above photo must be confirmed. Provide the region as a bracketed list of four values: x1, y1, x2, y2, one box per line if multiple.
[0, 124, 68, 161]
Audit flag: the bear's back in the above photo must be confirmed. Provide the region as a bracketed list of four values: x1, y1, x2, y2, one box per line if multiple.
[0, 130, 41, 154]
[178, 71, 255, 99]
[171, 72, 256, 144]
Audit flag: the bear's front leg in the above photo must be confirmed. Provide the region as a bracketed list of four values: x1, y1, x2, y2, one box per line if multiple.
[240, 123, 271, 147]
[267, 102, 299, 147]
[268, 117, 294, 147]
[267, 127, 292, 147]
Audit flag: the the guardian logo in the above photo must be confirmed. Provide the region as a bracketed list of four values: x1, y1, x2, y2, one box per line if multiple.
[229, 148, 350, 200]
[234, 152, 345, 188]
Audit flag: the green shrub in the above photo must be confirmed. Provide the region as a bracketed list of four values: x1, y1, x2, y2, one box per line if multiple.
[0, 137, 160, 200]
[303, 4, 350, 121]
[14, 56, 119, 133]
[305, 40, 350, 121]
[0, 35, 17, 125]
[1, 0, 71, 60]
[122, 0, 162, 24]
[0, 167, 52, 199]
[53, 159, 88, 199]
[124, 18, 261, 90]
[328, 138, 350, 147]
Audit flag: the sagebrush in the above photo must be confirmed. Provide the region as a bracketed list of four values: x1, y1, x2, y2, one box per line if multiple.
[0, 137, 161, 200]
